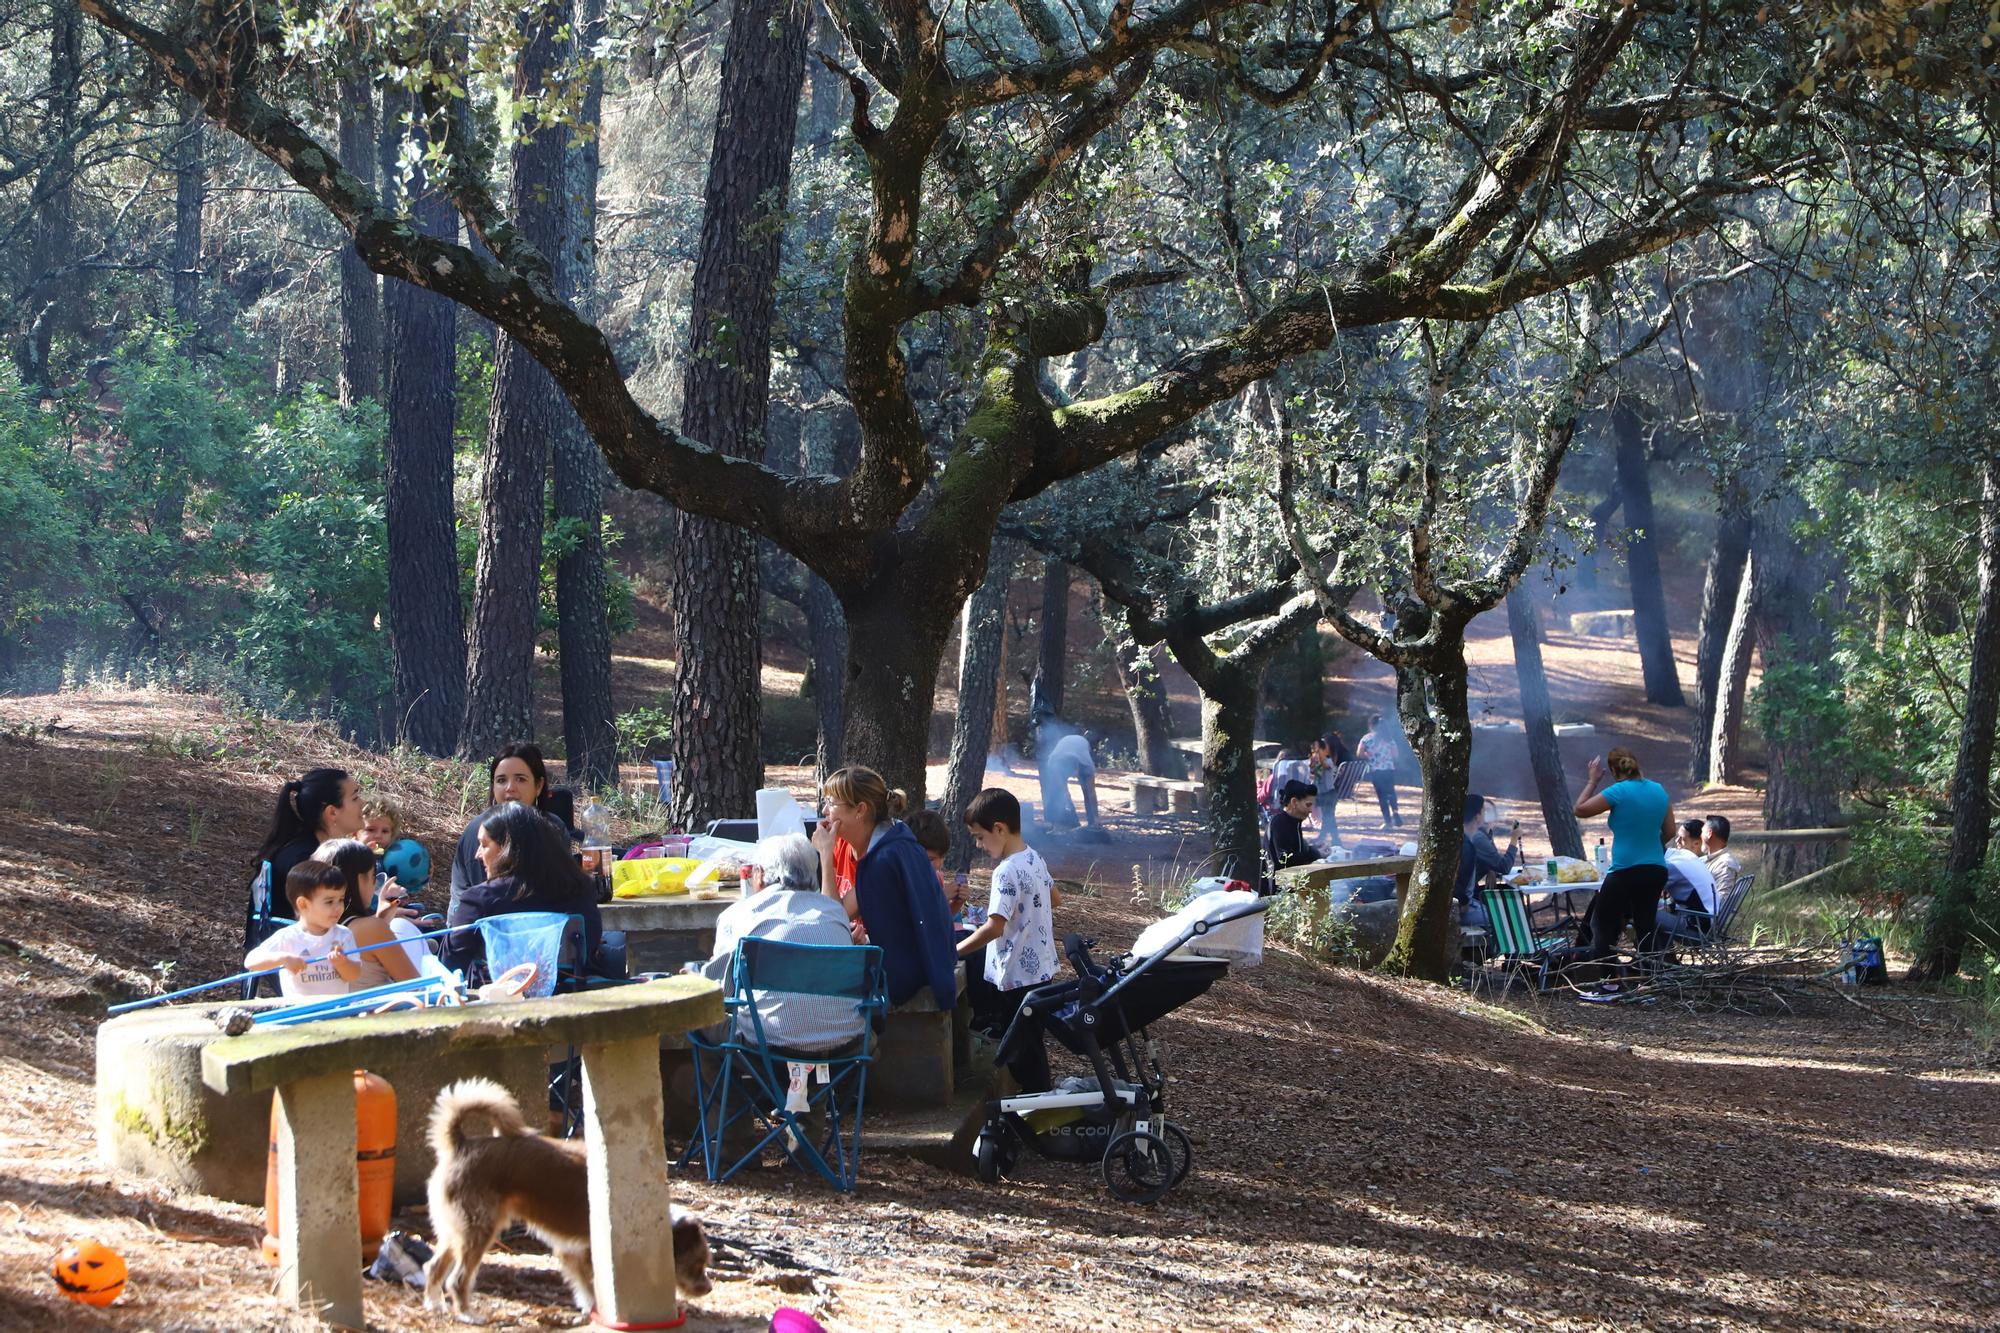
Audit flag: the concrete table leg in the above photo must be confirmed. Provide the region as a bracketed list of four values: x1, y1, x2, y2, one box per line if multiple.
[582, 1037, 680, 1327]
[275, 1071, 363, 1330]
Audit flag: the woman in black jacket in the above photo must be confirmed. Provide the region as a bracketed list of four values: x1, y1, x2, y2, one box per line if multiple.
[445, 801, 601, 973]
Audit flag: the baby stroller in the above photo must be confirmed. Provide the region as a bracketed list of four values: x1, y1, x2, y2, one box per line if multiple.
[971, 884, 1269, 1204]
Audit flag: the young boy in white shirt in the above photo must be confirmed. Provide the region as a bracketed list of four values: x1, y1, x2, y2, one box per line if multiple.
[957, 788, 1056, 1092]
[246, 862, 361, 1000]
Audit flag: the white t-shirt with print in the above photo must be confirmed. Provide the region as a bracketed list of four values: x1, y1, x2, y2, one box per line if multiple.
[262, 921, 357, 999]
[985, 846, 1057, 992]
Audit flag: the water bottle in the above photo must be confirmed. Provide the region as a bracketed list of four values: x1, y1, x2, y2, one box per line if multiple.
[580, 795, 613, 883]
[1593, 838, 1609, 872]
[581, 795, 613, 849]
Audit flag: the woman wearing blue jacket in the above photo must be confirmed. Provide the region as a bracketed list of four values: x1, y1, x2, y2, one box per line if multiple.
[815, 765, 957, 1010]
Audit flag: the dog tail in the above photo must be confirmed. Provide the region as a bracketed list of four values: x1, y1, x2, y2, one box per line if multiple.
[430, 1077, 531, 1160]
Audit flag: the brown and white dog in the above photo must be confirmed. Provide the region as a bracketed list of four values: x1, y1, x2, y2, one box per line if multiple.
[423, 1078, 712, 1322]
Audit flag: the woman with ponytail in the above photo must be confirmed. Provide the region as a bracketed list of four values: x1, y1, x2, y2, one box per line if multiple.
[1573, 746, 1676, 969]
[254, 767, 364, 889]
[814, 765, 955, 1008]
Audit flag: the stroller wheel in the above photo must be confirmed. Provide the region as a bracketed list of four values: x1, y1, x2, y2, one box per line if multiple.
[973, 1126, 1016, 1184]
[1101, 1129, 1175, 1204]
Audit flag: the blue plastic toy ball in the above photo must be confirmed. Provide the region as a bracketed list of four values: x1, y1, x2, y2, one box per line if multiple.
[381, 838, 431, 889]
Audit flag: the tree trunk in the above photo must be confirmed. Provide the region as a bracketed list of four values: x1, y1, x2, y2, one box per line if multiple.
[1157, 602, 1319, 882]
[1197, 667, 1265, 881]
[1912, 450, 2000, 982]
[992, 601, 1012, 754]
[665, 0, 810, 828]
[1710, 548, 1756, 784]
[553, 0, 617, 789]
[460, 9, 571, 760]
[379, 91, 467, 755]
[1688, 504, 1750, 783]
[1611, 402, 1685, 706]
[1261, 620, 1325, 747]
[798, 421, 852, 780]
[1106, 616, 1178, 777]
[1575, 484, 1622, 591]
[335, 77, 383, 405]
[1752, 500, 1847, 883]
[150, 94, 204, 556]
[1507, 582, 1584, 858]
[839, 583, 963, 804]
[170, 96, 203, 330]
[942, 541, 1014, 870]
[803, 575, 848, 780]
[1033, 558, 1069, 716]
[1380, 648, 1472, 982]
[18, 0, 81, 392]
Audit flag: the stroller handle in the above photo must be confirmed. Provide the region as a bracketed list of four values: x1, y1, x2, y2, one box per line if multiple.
[1097, 895, 1272, 1008]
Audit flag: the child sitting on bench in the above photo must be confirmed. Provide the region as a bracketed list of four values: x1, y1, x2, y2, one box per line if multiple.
[244, 863, 360, 999]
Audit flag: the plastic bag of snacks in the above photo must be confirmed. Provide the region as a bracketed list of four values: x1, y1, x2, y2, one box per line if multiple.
[1550, 855, 1600, 884]
[611, 856, 703, 898]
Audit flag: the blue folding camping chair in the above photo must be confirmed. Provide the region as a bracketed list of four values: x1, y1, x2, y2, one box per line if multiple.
[681, 938, 887, 1191]
[240, 860, 296, 1000]
[468, 912, 632, 1135]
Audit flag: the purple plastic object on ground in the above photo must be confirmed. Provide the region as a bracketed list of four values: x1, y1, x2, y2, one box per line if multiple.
[769, 1310, 826, 1333]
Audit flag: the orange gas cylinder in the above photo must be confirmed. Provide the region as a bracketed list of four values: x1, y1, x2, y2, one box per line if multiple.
[260, 1070, 397, 1266]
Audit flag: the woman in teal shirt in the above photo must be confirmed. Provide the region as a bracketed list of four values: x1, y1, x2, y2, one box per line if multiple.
[1572, 747, 1676, 962]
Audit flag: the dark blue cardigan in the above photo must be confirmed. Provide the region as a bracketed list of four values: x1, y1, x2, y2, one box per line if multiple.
[854, 820, 957, 1009]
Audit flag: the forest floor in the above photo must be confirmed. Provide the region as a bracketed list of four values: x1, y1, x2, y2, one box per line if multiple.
[2, 686, 1996, 1332]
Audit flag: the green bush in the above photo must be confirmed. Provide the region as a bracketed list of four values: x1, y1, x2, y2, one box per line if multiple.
[616, 698, 674, 760]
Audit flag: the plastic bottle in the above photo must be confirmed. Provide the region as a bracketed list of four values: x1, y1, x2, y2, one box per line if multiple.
[580, 795, 613, 849]
[580, 795, 613, 880]
[1593, 837, 1609, 871]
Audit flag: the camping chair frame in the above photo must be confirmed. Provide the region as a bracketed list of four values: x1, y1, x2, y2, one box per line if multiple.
[241, 860, 297, 1000]
[1686, 873, 1755, 964]
[1470, 885, 1572, 996]
[463, 912, 633, 1136]
[680, 939, 887, 1192]
[1325, 759, 1368, 832]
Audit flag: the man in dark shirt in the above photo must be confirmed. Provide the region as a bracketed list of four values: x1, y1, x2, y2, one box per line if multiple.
[1456, 792, 1516, 934]
[1264, 780, 1321, 892]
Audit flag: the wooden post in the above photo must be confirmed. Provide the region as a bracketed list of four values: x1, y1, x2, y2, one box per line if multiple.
[275, 1071, 362, 1330]
[581, 1036, 680, 1326]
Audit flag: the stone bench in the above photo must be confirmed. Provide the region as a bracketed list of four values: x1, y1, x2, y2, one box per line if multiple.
[96, 1004, 545, 1208]
[1128, 775, 1205, 816]
[1568, 609, 1636, 637]
[1274, 856, 1418, 964]
[152, 977, 720, 1330]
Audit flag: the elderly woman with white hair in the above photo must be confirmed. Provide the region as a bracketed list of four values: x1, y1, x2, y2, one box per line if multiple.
[697, 833, 867, 1054]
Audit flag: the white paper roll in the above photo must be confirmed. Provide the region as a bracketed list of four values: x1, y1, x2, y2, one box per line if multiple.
[757, 787, 807, 840]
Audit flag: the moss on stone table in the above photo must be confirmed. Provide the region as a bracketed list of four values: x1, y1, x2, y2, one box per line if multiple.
[201, 976, 724, 1096]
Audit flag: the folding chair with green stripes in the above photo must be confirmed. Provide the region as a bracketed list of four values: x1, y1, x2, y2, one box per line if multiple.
[1474, 885, 1574, 995]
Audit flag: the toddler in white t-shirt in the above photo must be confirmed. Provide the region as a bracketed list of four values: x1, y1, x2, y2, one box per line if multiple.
[245, 862, 361, 1000]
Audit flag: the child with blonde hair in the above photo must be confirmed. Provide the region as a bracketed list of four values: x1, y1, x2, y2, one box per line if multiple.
[361, 798, 406, 854]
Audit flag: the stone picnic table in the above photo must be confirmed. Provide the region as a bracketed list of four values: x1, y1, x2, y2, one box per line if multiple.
[200, 976, 721, 1330]
[1274, 856, 1418, 939]
[601, 891, 741, 974]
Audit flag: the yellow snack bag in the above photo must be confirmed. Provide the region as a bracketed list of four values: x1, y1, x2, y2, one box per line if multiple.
[611, 856, 703, 898]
